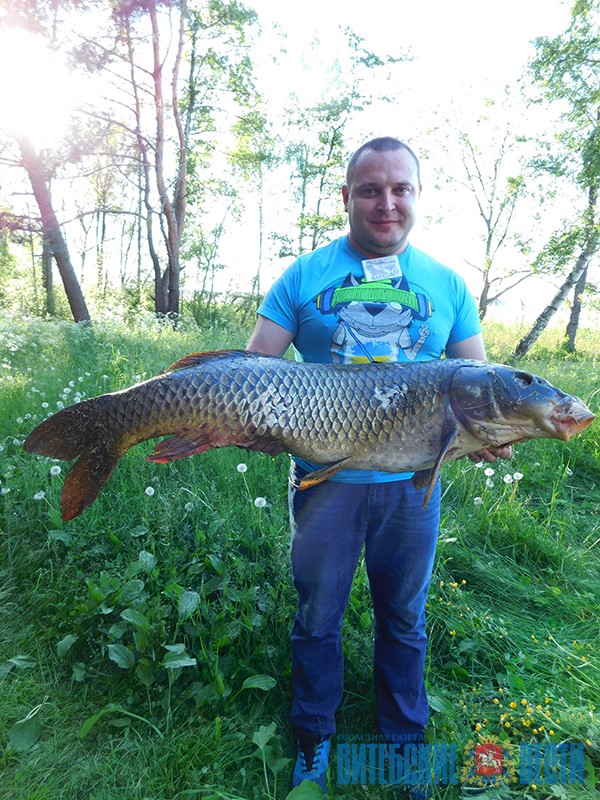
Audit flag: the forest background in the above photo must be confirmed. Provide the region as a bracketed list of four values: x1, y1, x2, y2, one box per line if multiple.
[0, 0, 598, 359]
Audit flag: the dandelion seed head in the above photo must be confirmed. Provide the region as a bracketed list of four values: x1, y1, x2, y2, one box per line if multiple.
[513, 472, 523, 481]
[33, 491, 45, 500]
[484, 467, 495, 477]
[237, 463, 248, 473]
[486, 478, 494, 488]
[503, 474, 514, 484]
[254, 497, 267, 508]
[1, 486, 10, 495]
[50, 465, 62, 476]
[565, 467, 573, 477]
[473, 497, 484, 507]
[16, 417, 23, 424]
[474, 461, 483, 469]
[41, 402, 49, 409]
[145, 486, 155, 496]
[184, 502, 193, 512]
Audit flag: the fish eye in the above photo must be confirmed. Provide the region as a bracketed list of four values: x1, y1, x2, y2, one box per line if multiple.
[514, 372, 534, 388]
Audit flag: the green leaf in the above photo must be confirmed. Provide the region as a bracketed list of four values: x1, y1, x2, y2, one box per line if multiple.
[507, 671, 526, 691]
[0, 655, 36, 683]
[119, 579, 145, 603]
[285, 779, 325, 798]
[79, 704, 123, 739]
[241, 674, 277, 692]
[137, 550, 156, 572]
[178, 590, 200, 619]
[428, 694, 455, 714]
[162, 651, 197, 669]
[120, 608, 151, 629]
[8, 705, 44, 752]
[252, 722, 276, 750]
[47, 529, 73, 545]
[56, 634, 78, 658]
[107, 644, 135, 669]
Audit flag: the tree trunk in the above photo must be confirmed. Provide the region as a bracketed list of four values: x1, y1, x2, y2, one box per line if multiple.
[564, 264, 588, 352]
[511, 241, 595, 360]
[511, 183, 597, 361]
[18, 136, 90, 323]
[42, 234, 55, 317]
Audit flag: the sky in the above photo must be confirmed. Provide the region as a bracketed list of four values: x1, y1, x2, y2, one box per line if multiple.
[227, 0, 596, 325]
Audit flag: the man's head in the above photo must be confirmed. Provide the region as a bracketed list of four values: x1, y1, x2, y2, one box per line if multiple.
[342, 137, 422, 258]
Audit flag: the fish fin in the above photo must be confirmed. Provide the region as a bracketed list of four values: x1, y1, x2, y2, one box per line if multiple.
[25, 395, 128, 521]
[169, 350, 256, 372]
[297, 458, 353, 489]
[412, 427, 459, 509]
[148, 433, 215, 463]
[61, 450, 122, 521]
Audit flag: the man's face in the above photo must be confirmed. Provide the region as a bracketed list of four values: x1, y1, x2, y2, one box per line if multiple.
[342, 148, 421, 258]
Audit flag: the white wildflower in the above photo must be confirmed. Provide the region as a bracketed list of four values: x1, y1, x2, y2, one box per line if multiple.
[41, 402, 49, 409]
[184, 502, 193, 512]
[33, 491, 45, 500]
[237, 463, 248, 473]
[50, 466, 62, 476]
[474, 497, 484, 507]
[16, 417, 23, 424]
[484, 467, 495, 477]
[254, 497, 267, 508]
[565, 467, 573, 477]
[144, 486, 155, 496]
[513, 472, 523, 481]
[1, 487, 10, 495]
[486, 478, 494, 488]
[56, 401, 64, 409]
[63, 387, 71, 395]
[474, 461, 484, 468]
[503, 474, 514, 484]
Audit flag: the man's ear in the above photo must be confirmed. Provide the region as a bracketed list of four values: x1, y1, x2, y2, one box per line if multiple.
[341, 184, 349, 211]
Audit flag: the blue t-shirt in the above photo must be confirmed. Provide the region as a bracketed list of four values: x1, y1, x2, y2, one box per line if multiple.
[258, 235, 482, 483]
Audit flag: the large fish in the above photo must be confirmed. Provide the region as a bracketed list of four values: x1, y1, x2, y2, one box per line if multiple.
[24, 350, 595, 521]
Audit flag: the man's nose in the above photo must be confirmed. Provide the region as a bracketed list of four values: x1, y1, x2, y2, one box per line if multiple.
[377, 191, 395, 212]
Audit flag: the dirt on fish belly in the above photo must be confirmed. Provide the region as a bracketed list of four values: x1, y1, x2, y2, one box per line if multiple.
[23, 350, 595, 520]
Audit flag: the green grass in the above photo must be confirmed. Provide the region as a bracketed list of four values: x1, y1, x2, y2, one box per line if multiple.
[0, 310, 598, 799]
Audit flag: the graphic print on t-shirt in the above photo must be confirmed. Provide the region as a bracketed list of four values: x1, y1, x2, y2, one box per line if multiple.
[314, 272, 433, 363]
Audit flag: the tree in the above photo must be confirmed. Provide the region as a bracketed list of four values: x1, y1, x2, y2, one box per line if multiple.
[512, 0, 599, 358]
[112, 0, 257, 317]
[274, 29, 407, 259]
[17, 135, 91, 321]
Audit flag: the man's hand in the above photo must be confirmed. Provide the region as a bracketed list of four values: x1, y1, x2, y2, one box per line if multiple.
[468, 445, 513, 464]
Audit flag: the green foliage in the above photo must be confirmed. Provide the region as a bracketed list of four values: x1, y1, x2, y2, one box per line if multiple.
[0, 313, 598, 798]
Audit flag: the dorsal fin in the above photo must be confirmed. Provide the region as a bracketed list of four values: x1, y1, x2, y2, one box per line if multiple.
[169, 350, 253, 372]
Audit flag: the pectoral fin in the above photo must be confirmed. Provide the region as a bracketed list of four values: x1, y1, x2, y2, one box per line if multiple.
[412, 427, 459, 508]
[297, 458, 353, 489]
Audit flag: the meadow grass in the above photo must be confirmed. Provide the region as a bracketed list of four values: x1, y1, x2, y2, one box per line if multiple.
[0, 310, 598, 800]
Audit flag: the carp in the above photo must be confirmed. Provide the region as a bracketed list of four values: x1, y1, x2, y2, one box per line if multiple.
[24, 350, 595, 521]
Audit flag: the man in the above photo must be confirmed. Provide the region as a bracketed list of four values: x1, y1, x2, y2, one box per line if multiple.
[247, 137, 510, 798]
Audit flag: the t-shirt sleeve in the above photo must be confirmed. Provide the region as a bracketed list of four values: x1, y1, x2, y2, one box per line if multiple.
[256, 262, 299, 335]
[446, 276, 482, 345]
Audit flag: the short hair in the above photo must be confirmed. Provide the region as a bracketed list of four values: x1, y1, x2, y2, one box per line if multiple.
[346, 137, 421, 186]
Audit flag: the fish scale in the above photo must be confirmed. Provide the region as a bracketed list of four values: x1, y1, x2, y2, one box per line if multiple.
[23, 350, 595, 521]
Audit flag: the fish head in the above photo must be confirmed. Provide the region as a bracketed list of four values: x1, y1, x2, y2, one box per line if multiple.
[449, 363, 595, 447]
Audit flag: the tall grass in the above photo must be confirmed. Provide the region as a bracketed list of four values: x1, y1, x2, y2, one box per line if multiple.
[0, 310, 598, 799]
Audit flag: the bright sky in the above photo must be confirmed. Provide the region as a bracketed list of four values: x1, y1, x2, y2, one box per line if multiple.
[238, 0, 582, 322]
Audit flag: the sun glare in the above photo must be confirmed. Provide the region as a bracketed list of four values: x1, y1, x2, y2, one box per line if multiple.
[0, 28, 76, 147]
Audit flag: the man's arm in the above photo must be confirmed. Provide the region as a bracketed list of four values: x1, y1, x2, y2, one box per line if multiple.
[247, 315, 295, 357]
[447, 333, 512, 464]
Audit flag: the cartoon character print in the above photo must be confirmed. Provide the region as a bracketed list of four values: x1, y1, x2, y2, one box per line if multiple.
[315, 273, 433, 363]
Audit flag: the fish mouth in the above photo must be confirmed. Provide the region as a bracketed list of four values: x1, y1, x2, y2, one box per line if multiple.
[548, 400, 596, 441]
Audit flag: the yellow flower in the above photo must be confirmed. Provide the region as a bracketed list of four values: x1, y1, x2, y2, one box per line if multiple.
[450, 630, 456, 636]
[475, 723, 482, 732]
[521, 699, 528, 706]
[493, 698, 500, 705]
[549, 729, 555, 736]
[510, 701, 517, 709]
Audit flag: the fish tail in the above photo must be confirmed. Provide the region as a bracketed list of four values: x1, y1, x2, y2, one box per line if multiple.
[24, 397, 127, 521]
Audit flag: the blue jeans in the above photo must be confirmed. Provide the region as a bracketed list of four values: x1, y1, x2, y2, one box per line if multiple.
[288, 463, 440, 741]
